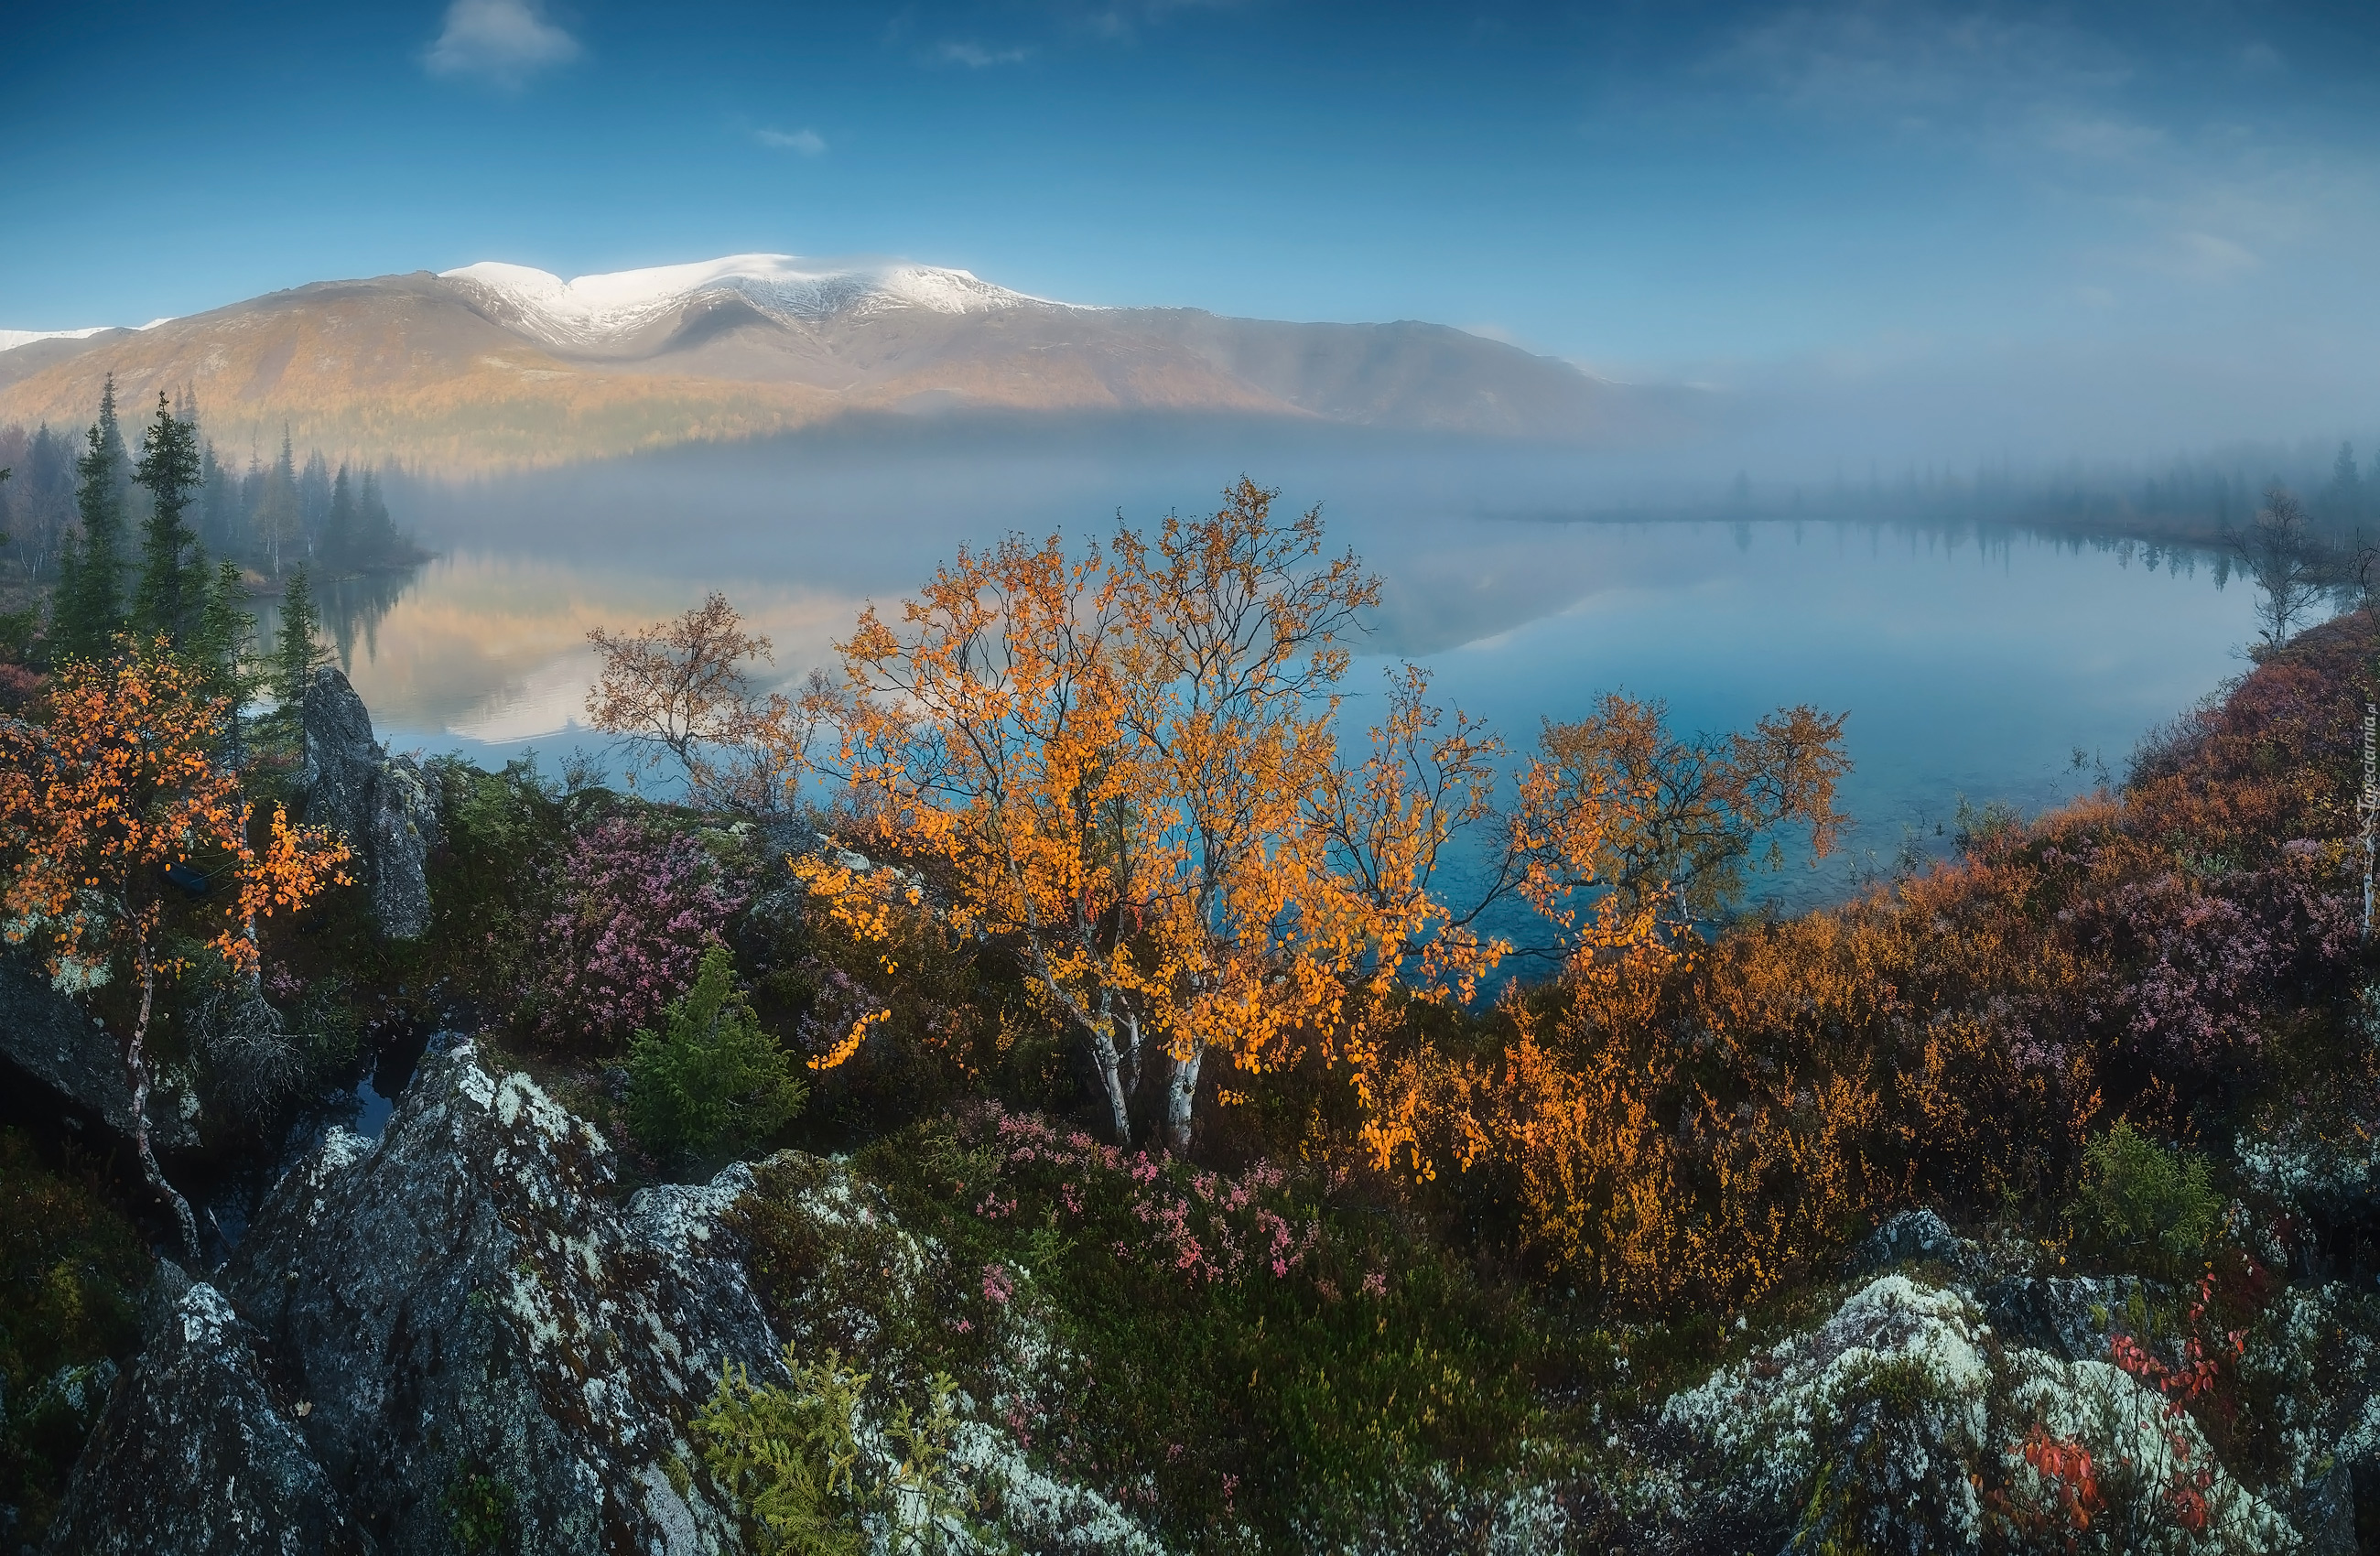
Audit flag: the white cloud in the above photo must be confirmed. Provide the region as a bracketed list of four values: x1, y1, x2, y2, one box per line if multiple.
[938, 40, 1032, 68]
[426, 0, 581, 87]
[755, 126, 827, 157]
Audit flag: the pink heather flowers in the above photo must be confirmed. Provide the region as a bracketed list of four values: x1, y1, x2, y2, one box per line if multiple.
[981, 1261, 1014, 1305]
[961, 1106, 1323, 1288]
[534, 817, 747, 1048]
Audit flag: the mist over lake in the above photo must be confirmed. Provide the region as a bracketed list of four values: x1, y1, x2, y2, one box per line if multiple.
[307, 425, 2262, 924]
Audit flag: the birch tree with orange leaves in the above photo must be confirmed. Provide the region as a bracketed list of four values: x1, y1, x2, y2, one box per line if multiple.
[0, 640, 350, 1258]
[814, 529, 1158, 1140]
[1107, 481, 1383, 1151]
[806, 480, 1503, 1151]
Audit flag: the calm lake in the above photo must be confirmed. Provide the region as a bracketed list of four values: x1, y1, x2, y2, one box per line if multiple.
[290, 429, 2265, 923]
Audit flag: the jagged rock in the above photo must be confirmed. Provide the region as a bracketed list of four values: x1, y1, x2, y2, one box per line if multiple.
[1978, 1273, 2161, 1363]
[43, 1283, 368, 1555]
[1843, 1206, 1972, 1278]
[1646, 1274, 2301, 1554]
[298, 666, 439, 940]
[214, 1042, 774, 1554]
[0, 953, 199, 1151]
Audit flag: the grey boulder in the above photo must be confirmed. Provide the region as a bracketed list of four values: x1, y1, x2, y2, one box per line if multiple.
[298, 665, 440, 940]
[215, 1042, 774, 1554]
[44, 1282, 369, 1555]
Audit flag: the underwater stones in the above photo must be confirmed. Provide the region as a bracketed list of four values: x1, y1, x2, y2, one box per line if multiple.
[297, 666, 439, 940]
[44, 1283, 368, 1556]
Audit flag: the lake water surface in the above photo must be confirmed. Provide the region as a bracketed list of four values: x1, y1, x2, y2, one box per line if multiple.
[297, 434, 2264, 921]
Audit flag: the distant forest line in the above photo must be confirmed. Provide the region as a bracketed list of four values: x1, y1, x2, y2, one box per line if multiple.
[0, 378, 422, 589]
[1687, 435, 2379, 546]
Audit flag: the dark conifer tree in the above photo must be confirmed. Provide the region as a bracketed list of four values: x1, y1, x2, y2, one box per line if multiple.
[269, 566, 331, 735]
[50, 387, 133, 663]
[324, 463, 357, 569]
[254, 431, 299, 578]
[132, 394, 206, 643]
[190, 559, 262, 759]
[298, 450, 331, 555]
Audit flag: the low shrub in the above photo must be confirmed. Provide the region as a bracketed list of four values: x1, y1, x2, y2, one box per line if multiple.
[694, 1343, 974, 1555]
[2066, 1120, 2223, 1275]
[742, 1108, 1572, 1552]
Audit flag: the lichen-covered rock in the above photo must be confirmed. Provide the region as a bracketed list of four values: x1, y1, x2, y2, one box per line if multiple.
[1657, 1276, 1996, 1551]
[216, 1042, 775, 1554]
[0, 952, 199, 1151]
[44, 1283, 368, 1555]
[1643, 1273, 2307, 1555]
[1980, 1273, 2163, 1362]
[298, 666, 439, 939]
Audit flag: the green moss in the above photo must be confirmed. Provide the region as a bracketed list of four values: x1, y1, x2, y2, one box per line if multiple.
[442, 1466, 516, 1553]
[0, 1129, 151, 1545]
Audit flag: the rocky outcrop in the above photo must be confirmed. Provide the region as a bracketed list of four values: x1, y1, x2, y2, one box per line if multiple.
[45, 1282, 369, 1555]
[49, 1043, 777, 1554]
[0, 952, 199, 1151]
[298, 666, 439, 939]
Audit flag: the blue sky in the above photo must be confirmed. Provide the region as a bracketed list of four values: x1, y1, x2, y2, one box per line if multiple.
[5, 1, 2379, 447]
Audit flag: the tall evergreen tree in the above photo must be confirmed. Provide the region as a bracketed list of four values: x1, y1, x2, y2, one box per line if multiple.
[357, 467, 400, 563]
[324, 463, 357, 568]
[298, 450, 331, 560]
[269, 566, 331, 736]
[49, 389, 133, 663]
[132, 394, 206, 643]
[254, 431, 299, 578]
[191, 560, 263, 761]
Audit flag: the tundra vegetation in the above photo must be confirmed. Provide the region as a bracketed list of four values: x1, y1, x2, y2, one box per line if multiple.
[1, 460, 2377, 1551]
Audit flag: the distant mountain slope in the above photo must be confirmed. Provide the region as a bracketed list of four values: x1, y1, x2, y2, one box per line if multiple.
[0, 256, 1683, 471]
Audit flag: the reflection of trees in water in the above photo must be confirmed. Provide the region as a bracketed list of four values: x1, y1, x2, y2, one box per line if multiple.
[318, 567, 420, 671]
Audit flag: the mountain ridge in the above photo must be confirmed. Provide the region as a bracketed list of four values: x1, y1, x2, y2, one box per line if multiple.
[0, 257, 1687, 472]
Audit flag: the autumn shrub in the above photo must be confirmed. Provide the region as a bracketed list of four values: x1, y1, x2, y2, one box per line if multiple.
[530, 815, 748, 1049]
[842, 1107, 1553, 1551]
[627, 945, 806, 1170]
[0, 1129, 151, 1545]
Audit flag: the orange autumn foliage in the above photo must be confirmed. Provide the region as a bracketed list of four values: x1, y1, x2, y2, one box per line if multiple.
[1366, 616, 2374, 1313]
[806, 481, 1500, 1150]
[0, 640, 351, 987]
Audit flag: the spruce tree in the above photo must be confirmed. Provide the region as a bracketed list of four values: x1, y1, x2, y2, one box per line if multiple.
[269, 566, 331, 738]
[324, 464, 357, 569]
[191, 560, 263, 760]
[254, 431, 299, 578]
[50, 399, 131, 662]
[132, 394, 205, 643]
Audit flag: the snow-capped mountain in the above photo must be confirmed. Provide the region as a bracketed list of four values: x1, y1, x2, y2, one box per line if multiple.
[0, 255, 1687, 471]
[438, 254, 1066, 352]
[0, 319, 172, 352]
